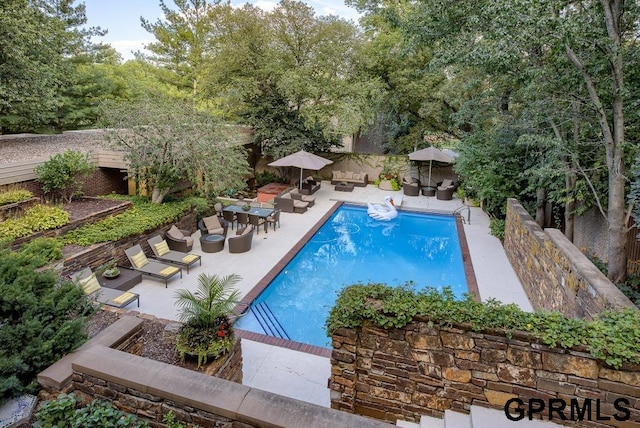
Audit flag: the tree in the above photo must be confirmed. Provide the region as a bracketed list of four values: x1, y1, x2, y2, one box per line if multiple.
[0, 0, 104, 133]
[34, 150, 97, 203]
[352, 0, 639, 282]
[141, 0, 217, 99]
[100, 95, 251, 203]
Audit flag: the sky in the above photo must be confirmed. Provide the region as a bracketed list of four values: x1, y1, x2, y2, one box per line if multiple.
[82, 0, 362, 61]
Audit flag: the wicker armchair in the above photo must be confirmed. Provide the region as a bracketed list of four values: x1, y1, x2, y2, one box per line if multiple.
[229, 224, 254, 253]
[165, 225, 194, 252]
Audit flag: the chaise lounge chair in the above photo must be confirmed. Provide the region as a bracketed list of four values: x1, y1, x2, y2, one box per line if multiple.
[124, 244, 182, 288]
[71, 267, 139, 308]
[147, 235, 202, 274]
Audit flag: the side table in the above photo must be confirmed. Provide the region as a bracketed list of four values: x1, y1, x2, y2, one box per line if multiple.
[200, 234, 225, 253]
[421, 187, 436, 197]
[98, 268, 142, 291]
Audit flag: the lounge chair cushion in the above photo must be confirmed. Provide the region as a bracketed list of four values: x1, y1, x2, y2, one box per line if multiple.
[241, 225, 253, 235]
[154, 240, 170, 256]
[182, 254, 199, 263]
[131, 251, 149, 269]
[159, 266, 180, 276]
[112, 292, 136, 305]
[167, 225, 184, 240]
[78, 273, 101, 295]
[203, 216, 225, 234]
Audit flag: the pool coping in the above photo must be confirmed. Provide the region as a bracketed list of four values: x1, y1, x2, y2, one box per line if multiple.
[233, 201, 479, 357]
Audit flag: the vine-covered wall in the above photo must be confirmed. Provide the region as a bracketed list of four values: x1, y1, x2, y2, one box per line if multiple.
[330, 318, 640, 426]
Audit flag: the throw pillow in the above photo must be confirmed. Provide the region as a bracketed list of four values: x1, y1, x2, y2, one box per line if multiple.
[154, 240, 170, 256]
[344, 171, 354, 180]
[131, 251, 149, 268]
[167, 225, 184, 240]
[78, 273, 101, 295]
[352, 173, 360, 180]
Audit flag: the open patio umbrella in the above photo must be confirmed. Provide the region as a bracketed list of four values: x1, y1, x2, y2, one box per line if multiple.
[408, 146, 454, 187]
[268, 150, 333, 189]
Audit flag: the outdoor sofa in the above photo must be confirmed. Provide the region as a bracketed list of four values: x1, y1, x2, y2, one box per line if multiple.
[331, 170, 368, 187]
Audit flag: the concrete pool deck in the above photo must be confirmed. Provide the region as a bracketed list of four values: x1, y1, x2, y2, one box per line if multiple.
[121, 182, 532, 407]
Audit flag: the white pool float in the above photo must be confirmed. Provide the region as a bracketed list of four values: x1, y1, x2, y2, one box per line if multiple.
[367, 196, 398, 221]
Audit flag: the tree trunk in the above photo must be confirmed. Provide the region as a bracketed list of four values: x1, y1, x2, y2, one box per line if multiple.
[564, 173, 576, 242]
[151, 187, 165, 204]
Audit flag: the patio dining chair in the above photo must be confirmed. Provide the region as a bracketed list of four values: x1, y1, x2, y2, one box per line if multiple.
[235, 211, 250, 229]
[266, 209, 281, 231]
[248, 213, 266, 234]
[222, 210, 237, 230]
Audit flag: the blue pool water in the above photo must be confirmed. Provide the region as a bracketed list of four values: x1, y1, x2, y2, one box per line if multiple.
[235, 205, 468, 348]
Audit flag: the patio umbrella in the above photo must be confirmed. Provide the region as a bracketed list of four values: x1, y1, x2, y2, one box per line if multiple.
[408, 146, 454, 187]
[268, 150, 333, 189]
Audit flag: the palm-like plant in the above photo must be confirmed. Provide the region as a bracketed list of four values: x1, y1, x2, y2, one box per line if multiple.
[174, 273, 242, 367]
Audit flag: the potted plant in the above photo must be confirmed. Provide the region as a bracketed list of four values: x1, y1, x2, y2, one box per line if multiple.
[175, 273, 241, 368]
[242, 203, 251, 211]
[96, 259, 120, 279]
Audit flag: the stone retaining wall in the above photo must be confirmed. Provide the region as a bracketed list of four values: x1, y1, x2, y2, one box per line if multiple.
[503, 198, 635, 319]
[69, 345, 389, 428]
[0, 197, 39, 221]
[60, 206, 197, 277]
[330, 319, 640, 426]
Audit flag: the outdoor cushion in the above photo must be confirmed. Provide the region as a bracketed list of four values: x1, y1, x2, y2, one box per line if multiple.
[335, 171, 344, 179]
[131, 251, 149, 269]
[154, 240, 170, 256]
[241, 225, 253, 235]
[352, 173, 360, 180]
[185, 236, 194, 246]
[159, 266, 180, 276]
[78, 273, 101, 295]
[203, 216, 221, 232]
[167, 225, 184, 239]
[182, 254, 199, 263]
[344, 171, 354, 179]
[112, 292, 136, 305]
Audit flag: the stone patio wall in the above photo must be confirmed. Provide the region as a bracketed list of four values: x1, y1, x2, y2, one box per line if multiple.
[503, 198, 635, 319]
[330, 319, 640, 426]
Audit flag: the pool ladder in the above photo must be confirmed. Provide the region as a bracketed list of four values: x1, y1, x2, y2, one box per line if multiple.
[250, 302, 291, 340]
[453, 205, 471, 224]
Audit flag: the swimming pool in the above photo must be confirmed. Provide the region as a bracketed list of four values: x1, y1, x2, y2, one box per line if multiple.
[235, 204, 468, 348]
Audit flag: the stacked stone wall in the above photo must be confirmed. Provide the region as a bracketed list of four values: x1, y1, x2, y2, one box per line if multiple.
[503, 198, 635, 319]
[330, 319, 640, 426]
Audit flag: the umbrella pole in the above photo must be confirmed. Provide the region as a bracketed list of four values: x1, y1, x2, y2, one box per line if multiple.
[299, 168, 303, 189]
[428, 160, 433, 187]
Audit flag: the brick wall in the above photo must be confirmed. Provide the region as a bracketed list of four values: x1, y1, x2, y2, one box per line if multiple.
[503, 198, 635, 319]
[330, 319, 640, 426]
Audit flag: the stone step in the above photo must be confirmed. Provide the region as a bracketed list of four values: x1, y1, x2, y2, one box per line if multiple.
[470, 405, 563, 427]
[420, 414, 444, 428]
[444, 410, 472, 428]
[396, 419, 420, 428]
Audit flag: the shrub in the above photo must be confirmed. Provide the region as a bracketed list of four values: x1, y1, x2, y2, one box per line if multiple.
[34, 393, 149, 427]
[34, 150, 96, 203]
[0, 251, 93, 402]
[17, 237, 63, 268]
[489, 217, 505, 240]
[63, 196, 193, 246]
[0, 204, 69, 242]
[326, 283, 640, 369]
[255, 171, 287, 187]
[0, 189, 33, 206]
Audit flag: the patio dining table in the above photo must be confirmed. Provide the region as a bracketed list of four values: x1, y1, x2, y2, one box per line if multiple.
[223, 205, 274, 218]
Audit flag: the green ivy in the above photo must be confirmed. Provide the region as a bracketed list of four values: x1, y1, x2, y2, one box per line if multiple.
[0, 204, 69, 241]
[63, 196, 193, 246]
[326, 283, 640, 369]
[0, 189, 33, 206]
[34, 393, 149, 427]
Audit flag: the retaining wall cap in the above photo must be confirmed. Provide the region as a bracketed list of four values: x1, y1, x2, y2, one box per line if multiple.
[238, 388, 390, 428]
[37, 315, 143, 389]
[72, 346, 389, 427]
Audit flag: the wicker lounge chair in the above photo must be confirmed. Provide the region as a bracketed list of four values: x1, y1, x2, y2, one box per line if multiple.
[124, 244, 182, 287]
[71, 267, 139, 308]
[147, 235, 202, 274]
[229, 224, 254, 253]
[165, 225, 195, 252]
[197, 215, 229, 237]
[402, 178, 421, 196]
[436, 179, 455, 200]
